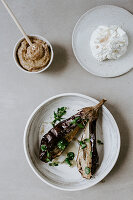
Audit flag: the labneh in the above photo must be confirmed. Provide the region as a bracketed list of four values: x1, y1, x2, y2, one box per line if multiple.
[90, 25, 128, 61]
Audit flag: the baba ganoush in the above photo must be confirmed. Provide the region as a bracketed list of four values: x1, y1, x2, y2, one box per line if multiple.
[90, 25, 128, 61]
[17, 37, 51, 72]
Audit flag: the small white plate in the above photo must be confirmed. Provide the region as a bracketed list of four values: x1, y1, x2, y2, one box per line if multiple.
[72, 5, 133, 77]
[24, 93, 120, 191]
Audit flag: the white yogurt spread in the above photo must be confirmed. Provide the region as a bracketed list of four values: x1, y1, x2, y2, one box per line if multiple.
[90, 25, 128, 61]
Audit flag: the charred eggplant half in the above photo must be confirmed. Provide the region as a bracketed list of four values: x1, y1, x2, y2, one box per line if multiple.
[39, 99, 106, 163]
[77, 99, 106, 179]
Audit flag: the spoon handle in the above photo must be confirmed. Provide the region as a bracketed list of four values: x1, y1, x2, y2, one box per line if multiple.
[1, 0, 32, 46]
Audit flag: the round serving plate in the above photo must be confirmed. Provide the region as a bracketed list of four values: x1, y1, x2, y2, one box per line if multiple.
[72, 5, 133, 77]
[24, 93, 120, 191]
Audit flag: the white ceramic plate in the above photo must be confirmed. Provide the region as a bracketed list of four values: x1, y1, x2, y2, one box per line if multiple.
[24, 93, 120, 191]
[72, 5, 133, 77]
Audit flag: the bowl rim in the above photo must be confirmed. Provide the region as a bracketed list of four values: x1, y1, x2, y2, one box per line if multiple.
[23, 93, 120, 191]
[13, 34, 54, 73]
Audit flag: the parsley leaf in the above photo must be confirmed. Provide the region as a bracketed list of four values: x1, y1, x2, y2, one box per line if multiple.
[77, 123, 84, 128]
[47, 151, 51, 158]
[64, 158, 72, 166]
[85, 167, 90, 175]
[78, 140, 87, 149]
[57, 140, 68, 150]
[71, 117, 84, 128]
[67, 152, 75, 160]
[64, 152, 75, 166]
[45, 158, 51, 162]
[41, 145, 47, 151]
[97, 140, 104, 145]
[49, 162, 59, 166]
[84, 138, 90, 142]
[71, 117, 80, 125]
[52, 107, 67, 127]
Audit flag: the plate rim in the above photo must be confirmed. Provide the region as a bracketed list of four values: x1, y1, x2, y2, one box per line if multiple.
[23, 93, 120, 191]
[72, 5, 133, 78]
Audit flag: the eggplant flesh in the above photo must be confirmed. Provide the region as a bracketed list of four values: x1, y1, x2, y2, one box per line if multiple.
[77, 100, 105, 179]
[39, 99, 106, 163]
[77, 120, 98, 179]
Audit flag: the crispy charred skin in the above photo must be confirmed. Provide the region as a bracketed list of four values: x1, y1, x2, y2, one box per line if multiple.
[40, 99, 106, 163]
[90, 120, 99, 175]
[77, 99, 106, 179]
[40, 113, 84, 162]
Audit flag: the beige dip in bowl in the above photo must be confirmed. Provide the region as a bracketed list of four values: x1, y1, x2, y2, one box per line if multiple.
[14, 35, 54, 73]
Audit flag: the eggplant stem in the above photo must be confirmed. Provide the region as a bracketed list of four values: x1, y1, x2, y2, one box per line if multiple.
[94, 99, 106, 111]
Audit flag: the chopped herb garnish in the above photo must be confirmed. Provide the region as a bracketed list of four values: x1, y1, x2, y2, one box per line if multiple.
[90, 151, 92, 158]
[78, 140, 84, 145]
[49, 162, 59, 166]
[97, 140, 104, 145]
[71, 117, 84, 128]
[57, 140, 68, 150]
[41, 145, 47, 151]
[45, 158, 51, 162]
[78, 140, 87, 149]
[64, 158, 72, 166]
[71, 117, 80, 124]
[67, 152, 75, 160]
[64, 152, 75, 166]
[77, 123, 84, 128]
[84, 138, 90, 143]
[81, 143, 87, 149]
[78, 138, 91, 149]
[85, 167, 90, 175]
[52, 107, 67, 127]
[47, 151, 51, 158]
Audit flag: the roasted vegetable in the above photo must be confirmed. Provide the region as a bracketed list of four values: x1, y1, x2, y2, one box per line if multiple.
[77, 99, 106, 179]
[39, 99, 106, 163]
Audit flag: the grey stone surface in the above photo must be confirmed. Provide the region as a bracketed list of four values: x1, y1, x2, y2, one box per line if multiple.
[0, 0, 133, 199]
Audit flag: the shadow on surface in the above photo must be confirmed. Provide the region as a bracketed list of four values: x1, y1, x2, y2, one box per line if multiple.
[45, 43, 68, 73]
[102, 102, 130, 181]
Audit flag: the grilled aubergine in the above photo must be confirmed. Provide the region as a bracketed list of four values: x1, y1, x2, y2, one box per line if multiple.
[77, 99, 106, 179]
[39, 99, 106, 163]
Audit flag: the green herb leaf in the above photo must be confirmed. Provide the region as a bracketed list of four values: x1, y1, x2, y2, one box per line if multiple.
[67, 152, 75, 160]
[84, 138, 90, 143]
[97, 140, 104, 145]
[77, 123, 84, 128]
[78, 140, 84, 145]
[57, 140, 68, 150]
[71, 117, 80, 125]
[47, 151, 51, 158]
[81, 143, 87, 149]
[41, 145, 47, 151]
[78, 140, 87, 149]
[64, 158, 72, 166]
[85, 167, 90, 175]
[49, 162, 59, 166]
[52, 119, 56, 127]
[45, 158, 50, 162]
[52, 107, 67, 127]
[71, 117, 84, 128]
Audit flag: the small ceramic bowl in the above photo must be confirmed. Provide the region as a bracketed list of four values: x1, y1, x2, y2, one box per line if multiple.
[13, 34, 54, 73]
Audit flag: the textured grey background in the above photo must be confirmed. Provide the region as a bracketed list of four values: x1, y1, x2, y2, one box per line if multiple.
[0, 0, 133, 199]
